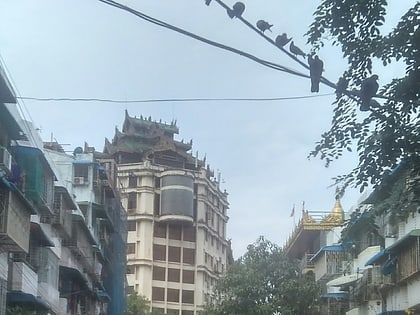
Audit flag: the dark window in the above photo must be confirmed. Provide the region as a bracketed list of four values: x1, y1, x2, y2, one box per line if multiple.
[152, 287, 165, 301]
[127, 286, 135, 294]
[182, 270, 194, 284]
[152, 266, 165, 281]
[126, 265, 135, 274]
[168, 246, 181, 263]
[167, 288, 179, 302]
[128, 192, 137, 210]
[154, 222, 166, 238]
[182, 311, 194, 315]
[152, 308, 164, 314]
[183, 248, 195, 265]
[154, 193, 160, 216]
[128, 175, 137, 188]
[154, 177, 161, 188]
[127, 220, 136, 231]
[153, 244, 166, 261]
[168, 268, 180, 282]
[183, 226, 196, 242]
[74, 164, 89, 180]
[127, 243, 136, 254]
[169, 225, 182, 240]
[166, 309, 178, 315]
[182, 290, 194, 304]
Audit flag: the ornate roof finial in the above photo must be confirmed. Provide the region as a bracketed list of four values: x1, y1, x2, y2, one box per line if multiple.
[331, 188, 344, 222]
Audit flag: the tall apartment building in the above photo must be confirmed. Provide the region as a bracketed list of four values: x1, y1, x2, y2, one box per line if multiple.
[104, 111, 232, 315]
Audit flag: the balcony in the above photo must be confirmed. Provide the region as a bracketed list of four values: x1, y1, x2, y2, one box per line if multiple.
[11, 146, 55, 215]
[0, 187, 33, 252]
[300, 253, 315, 273]
[311, 244, 347, 281]
[11, 261, 38, 295]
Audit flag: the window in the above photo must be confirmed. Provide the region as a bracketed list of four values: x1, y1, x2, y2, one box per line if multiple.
[128, 192, 137, 210]
[182, 270, 194, 284]
[128, 175, 138, 188]
[126, 265, 135, 274]
[154, 177, 161, 188]
[127, 243, 136, 254]
[183, 226, 196, 242]
[127, 286, 135, 294]
[153, 244, 166, 261]
[182, 311, 194, 315]
[152, 287, 165, 301]
[183, 248, 195, 265]
[168, 246, 181, 263]
[166, 309, 178, 315]
[169, 225, 182, 240]
[182, 290, 194, 304]
[127, 220, 136, 231]
[152, 266, 165, 281]
[168, 268, 180, 282]
[74, 164, 89, 181]
[167, 288, 179, 302]
[154, 193, 160, 216]
[154, 222, 166, 238]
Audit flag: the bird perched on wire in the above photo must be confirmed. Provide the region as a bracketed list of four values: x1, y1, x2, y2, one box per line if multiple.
[308, 55, 324, 93]
[335, 77, 348, 97]
[275, 33, 292, 47]
[227, 2, 245, 18]
[256, 20, 273, 33]
[289, 41, 306, 58]
[360, 75, 379, 111]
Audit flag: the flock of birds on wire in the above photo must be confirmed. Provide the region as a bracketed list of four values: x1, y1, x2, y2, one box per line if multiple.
[205, 0, 380, 111]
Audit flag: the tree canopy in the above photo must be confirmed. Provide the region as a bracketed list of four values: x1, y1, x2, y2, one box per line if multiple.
[126, 292, 163, 315]
[204, 237, 319, 315]
[306, 1, 419, 194]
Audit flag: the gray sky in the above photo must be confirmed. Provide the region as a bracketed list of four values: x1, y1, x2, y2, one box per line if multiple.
[0, 0, 411, 257]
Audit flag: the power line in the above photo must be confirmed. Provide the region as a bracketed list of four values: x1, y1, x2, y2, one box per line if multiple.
[97, 0, 310, 79]
[18, 93, 334, 104]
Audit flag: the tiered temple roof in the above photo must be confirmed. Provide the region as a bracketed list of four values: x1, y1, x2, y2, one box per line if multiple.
[284, 195, 345, 259]
[104, 110, 201, 169]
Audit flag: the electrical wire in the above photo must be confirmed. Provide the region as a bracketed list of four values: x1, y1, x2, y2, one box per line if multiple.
[97, 0, 310, 79]
[17, 93, 334, 104]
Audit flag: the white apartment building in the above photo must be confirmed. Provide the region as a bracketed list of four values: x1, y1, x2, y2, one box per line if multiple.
[105, 111, 232, 315]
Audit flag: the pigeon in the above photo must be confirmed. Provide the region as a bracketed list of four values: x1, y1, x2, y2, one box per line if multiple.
[256, 20, 273, 33]
[289, 41, 306, 58]
[360, 75, 379, 111]
[205, 0, 212, 5]
[335, 77, 348, 97]
[227, 2, 245, 18]
[308, 55, 324, 93]
[275, 33, 292, 47]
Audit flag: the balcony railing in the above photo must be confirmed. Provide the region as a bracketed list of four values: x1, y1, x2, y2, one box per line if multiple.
[0, 188, 32, 252]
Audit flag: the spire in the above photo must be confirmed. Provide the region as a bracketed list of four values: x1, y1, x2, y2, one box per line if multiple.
[331, 188, 344, 223]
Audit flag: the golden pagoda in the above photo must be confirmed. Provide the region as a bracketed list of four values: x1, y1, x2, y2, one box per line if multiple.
[284, 193, 344, 267]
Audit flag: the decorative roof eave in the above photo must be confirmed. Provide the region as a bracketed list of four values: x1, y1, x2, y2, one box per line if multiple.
[123, 110, 179, 135]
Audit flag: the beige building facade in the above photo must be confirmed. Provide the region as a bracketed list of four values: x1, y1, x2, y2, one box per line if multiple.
[105, 111, 232, 315]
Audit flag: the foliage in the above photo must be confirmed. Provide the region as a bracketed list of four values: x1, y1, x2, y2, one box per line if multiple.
[205, 237, 320, 315]
[370, 164, 420, 221]
[340, 206, 381, 250]
[6, 306, 45, 315]
[126, 292, 163, 315]
[306, 0, 420, 193]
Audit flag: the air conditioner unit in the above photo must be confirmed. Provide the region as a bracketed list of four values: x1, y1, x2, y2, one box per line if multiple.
[0, 147, 12, 173]
[74, 177, 85, 185]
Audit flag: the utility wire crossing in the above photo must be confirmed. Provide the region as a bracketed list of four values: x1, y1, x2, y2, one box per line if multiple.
[18, 93, 334, 104]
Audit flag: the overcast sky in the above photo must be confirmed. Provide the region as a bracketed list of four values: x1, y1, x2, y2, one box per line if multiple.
[0, 0, 412, 257]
